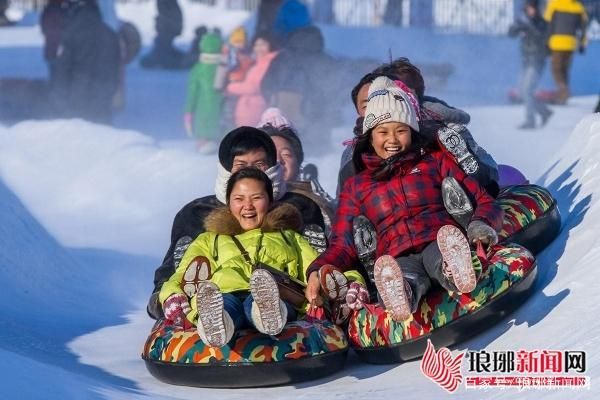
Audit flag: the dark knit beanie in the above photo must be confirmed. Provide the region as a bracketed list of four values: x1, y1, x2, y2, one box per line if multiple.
[259, 124, 304, 165]
[218, 126, 277, 171]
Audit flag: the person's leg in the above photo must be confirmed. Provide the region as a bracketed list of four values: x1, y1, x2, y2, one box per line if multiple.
[553, 51, 572, 104]
[373, 252, 431, 321]
[242, 295, 296, 326]
[530, 61, 552, 123]
[222, 293, 248, 331]
[550, 51, 563, 101]
[561, 51, 573, 103]
[247, 269, 287, 335]
[196, 282, 235, 347]
[428, 226, 476, 293]
[521, 63, 537, 128]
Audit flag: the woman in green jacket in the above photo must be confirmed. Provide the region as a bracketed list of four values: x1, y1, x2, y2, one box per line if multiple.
[160, 168, 363, 347]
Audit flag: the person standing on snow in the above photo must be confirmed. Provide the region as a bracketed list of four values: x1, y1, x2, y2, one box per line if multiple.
[509, 0, 553, 129]
[544, 0, 588, 104]
[51, 0, 120, 124]
[40, 0, 67, 81]
[184, 31, 223, 153]
[226, 34, 278, 127]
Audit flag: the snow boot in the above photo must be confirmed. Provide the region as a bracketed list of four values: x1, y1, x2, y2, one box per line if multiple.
[318, 264, 349, 301]
[438, 124, 479, 175]
[442, 177, 473, 229]
[302, 224, 328, 254]
[173, 236, 193, 269]
[181, 255, 212, 297]
[353, 215, 377, 282]
[196, 281, 234, 347]
[374, 255, 414, 322]
[437, 225, 476, 293]
[250, 269, 287, 336]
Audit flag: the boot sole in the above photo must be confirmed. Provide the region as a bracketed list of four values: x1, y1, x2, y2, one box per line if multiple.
[319, 265, 349, 301]
[250, 269, 285, 335]
[181, 256, 211, 298]
[374, 255, 411, 322]
[196, 281, 228, 347]
[352, 215, 377, 279]
[438, 127, 479, 174]
[437, 225, 476, 293]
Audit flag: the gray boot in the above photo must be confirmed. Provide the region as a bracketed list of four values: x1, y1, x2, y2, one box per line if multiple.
[352, 215, 377, 282]
[442, 177, 473, 229]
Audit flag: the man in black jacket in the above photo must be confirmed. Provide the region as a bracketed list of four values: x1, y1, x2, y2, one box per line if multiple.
[147, 126, 327, 319]
[51, 0, 120, 124]
[261, 26, 342, 154]
[509, 0, 553, 129]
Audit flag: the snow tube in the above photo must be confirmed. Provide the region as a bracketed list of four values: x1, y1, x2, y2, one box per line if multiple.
[349, 244, 537, 364]
[496, 184, 561, 255]
[349, 184, 560, 364]
[497, 164, 529, 188]
[142, 319, 348, 387]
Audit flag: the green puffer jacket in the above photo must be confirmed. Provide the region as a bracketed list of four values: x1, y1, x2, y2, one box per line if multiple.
[160, 204, 366, 317]
[185, 32, 223, 140]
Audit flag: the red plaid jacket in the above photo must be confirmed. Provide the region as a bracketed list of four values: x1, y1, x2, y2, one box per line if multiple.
[307, 149, 503, 278]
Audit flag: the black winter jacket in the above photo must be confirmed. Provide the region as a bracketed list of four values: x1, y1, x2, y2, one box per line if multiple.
[509, 15, 549, 66]
[52, 4, 120, 123]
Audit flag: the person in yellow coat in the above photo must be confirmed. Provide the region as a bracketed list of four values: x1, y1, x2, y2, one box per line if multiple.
[159, 168, 364, 347]
[544, 0, 588, 104]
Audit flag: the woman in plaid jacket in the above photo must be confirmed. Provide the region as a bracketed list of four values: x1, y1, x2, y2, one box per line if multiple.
[305, 77, 504, 322]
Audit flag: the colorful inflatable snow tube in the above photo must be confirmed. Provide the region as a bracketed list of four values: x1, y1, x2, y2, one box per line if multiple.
[349, 244, 537, 364]
[496, 184, 561, 254]
[142, 319, 348, 387]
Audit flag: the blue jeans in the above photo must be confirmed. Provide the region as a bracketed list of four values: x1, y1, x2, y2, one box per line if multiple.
[222, 292, 297, 331]
[520, 61, 551, 125]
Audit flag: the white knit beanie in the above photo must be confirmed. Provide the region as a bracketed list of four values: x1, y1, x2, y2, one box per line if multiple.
[362, 76, 420, 134]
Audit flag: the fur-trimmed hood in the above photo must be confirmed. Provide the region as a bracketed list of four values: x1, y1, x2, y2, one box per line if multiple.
[204, 202, 303, 236]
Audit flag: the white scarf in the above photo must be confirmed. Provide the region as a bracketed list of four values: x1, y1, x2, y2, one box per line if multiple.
[214, 163, 287, 204]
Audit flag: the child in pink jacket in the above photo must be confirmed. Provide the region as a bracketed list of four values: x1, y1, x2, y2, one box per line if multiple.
[227, 34, 278, 127]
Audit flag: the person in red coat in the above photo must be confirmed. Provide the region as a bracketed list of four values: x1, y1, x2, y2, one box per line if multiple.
[305, 76, 504, 321]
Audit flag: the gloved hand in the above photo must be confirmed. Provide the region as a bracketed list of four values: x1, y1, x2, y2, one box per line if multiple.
[163, 293, 192, 325]
[467, 220, 498, 247]
[345, 282, 370, 311]
[183, 112, 193, 137]
[579, 45, 586, 55]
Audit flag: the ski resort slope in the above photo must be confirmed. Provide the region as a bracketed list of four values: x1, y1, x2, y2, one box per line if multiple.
[0, 101, 598, 399]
